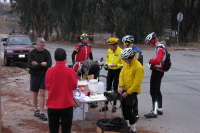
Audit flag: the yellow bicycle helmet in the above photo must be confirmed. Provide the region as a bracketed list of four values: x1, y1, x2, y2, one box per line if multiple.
[80, 33, 89, 39]
[107, 38, 119, 45]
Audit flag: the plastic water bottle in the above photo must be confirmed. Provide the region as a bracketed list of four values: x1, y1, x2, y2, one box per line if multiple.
[98, 80, 104, 94]
[76, 88, 81, 97]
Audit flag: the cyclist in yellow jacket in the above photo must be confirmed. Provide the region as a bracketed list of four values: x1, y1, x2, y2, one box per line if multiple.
[99, 38, 123, 113]
[118, 48, 144, 132]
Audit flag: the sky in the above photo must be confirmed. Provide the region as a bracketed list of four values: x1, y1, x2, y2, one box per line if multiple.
[0, 0, 10, 3]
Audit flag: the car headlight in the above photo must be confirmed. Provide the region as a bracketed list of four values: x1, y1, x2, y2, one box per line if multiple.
[6, 50, 13, 53]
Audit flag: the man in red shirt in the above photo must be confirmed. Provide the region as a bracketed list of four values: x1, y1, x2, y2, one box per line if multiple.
[71, 33, 93, 65]
[46, 48, 77, 133]
[144, 32, 166, 118]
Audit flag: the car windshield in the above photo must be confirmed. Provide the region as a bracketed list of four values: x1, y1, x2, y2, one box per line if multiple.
[8, 36, 32, 45]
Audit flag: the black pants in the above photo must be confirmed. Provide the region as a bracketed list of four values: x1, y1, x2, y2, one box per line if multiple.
[105, 69, 121, 105]
[121, 93, 138, 125]
[47, 107, 73, 133]
[150, 69, 164, 111]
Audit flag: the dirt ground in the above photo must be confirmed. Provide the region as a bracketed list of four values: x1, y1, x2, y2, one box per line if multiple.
[0, 42, 181, 133]
[0, 62, 159, 133]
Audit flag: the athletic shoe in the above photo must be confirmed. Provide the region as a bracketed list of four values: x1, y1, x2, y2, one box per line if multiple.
[144, 111, 157, 118]
[89, 102, 98, 108]
[99, 106, 108, 112]
[157, 110, 163, 115]
[34, 109, 40, 117]
[112, 106, 117, 113]
[39, 113, 47, 121]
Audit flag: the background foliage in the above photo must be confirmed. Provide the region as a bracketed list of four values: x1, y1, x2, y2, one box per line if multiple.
[10, 0, 200, 43]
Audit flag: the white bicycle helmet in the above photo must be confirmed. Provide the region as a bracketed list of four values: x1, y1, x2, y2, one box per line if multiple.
[122, 35, 134, 43]
[145, 32, 157, 43]
[120, 48, 135, 60]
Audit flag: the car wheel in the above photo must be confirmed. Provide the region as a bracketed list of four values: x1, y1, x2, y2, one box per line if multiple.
[4, 56, 11, 66]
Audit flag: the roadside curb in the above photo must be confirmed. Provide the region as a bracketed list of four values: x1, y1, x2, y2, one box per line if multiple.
[175, 48, 200, 51]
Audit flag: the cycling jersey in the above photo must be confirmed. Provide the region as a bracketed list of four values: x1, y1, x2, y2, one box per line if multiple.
[132, 45, 142, 54]
[72, 43, 93, 63]
[149, 43, 166, 72]
[132, 45, 143, 65]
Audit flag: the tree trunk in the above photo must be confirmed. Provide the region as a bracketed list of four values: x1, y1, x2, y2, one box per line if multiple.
[54, 23, 60, 41]
[44, 25, 49, 40]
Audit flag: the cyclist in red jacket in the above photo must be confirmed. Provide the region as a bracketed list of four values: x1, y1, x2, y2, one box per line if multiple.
[144, 32, 166, 118]
[71, 33, 93, 65]
[46, 48, 77, 133]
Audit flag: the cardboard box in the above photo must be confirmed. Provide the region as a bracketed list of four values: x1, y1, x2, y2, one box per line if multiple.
[96, 126, 123, 133]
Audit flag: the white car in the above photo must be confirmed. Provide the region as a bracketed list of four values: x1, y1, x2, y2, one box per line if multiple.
[1, 35, 8, 42]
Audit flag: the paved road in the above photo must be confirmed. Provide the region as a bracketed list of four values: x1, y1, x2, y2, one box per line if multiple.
[46, 43, 200, 133]
[1, 41, 200, 133]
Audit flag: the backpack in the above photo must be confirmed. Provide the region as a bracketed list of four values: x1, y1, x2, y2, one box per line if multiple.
[157, 46, 172, 72]
[96, 117, 129, 132]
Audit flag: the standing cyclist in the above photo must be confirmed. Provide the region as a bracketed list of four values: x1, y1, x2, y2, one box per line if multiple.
[122, 35, 143, 65]
[99, 38, 123, 113]
[71, 33, 93, 65]
[118, 48, 144, 133]
[144, 32, 166, 118]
